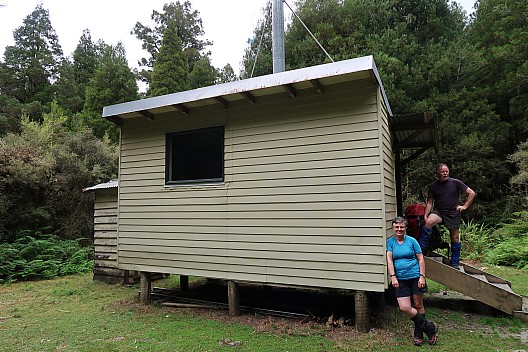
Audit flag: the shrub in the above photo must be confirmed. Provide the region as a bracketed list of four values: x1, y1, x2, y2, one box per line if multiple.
[0, 230, 93, 283]
[460, 220, 494, 261]
[459, 214, 528, 269]
[486, 237, 528, 269]
[483, 211, 528, 269]
[0, 106, 117, 241]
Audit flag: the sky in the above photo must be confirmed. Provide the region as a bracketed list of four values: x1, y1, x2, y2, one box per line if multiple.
[0, 0, 477, 76]
[0, 0, 270, 74]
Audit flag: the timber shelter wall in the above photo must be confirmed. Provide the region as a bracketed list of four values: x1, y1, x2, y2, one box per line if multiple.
[117, 78, 396, 292]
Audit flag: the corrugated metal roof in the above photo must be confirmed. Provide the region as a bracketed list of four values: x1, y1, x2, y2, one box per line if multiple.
[101, 55, 436, 155]
[82, 179, 118, 192]
[102, 55, 392, 123]
[392, 112, 438, 164]
[392, 112, 437, 149]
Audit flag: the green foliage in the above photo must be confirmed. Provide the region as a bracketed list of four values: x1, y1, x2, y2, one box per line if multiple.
[72, 29, 103, 111]
[131, 1, 213, 87]
[0, 104, 117, 239]
[0, 231, 93, 283]
[1, 4, 63, 105]
[216, 63, 238, 83]
[485, 211, 528, 269]
[509, 139, 528, 204]
[83, 42, 138, 142]
[150, 20, 190, 96]
[459, 213, 528, 269]
[189, 56, 217, 89]
[459, 220, 494, 261]
[0, 4, 63, 133]
[486, 236, 528, 269]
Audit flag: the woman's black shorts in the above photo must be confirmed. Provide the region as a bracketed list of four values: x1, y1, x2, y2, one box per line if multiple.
[394, 277, 428, 298]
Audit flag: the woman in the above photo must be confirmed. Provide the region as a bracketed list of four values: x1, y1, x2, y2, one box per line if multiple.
[387, 216, 438, 346]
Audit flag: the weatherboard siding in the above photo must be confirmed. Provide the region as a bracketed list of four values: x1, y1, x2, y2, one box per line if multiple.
[92, 187, 137, 283]
[117, 80, 389, 291]
[378, 87, 397, 234]
[377, 87, 397, 287]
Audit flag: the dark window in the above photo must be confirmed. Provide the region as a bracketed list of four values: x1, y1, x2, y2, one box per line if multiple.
[166, 126, 224, 184]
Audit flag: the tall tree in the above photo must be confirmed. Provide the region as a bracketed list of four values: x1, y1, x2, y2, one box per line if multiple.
[131, 1, 212, 87]
[0, 4, 63, 132]
[70, 30, 103, 112]
[83, 43, 138, 143]
[468, 0, 528, 146]
[1, 4, 63, 105]
[189, 56, 217, 89]
[150, 21, 190, 96]
[217, 63, 238, 83]
[54, 58, 83, 115]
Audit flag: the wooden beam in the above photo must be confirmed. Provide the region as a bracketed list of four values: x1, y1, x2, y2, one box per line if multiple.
[228, 281, 240, 316]
[105, 115, 123, 125]
[138, 110, 155, 120]
[240, 91, 256, 104]
[140, 272, 152, 305]
[214, 96, 229, 108]
[397, 128, 426, 148]
[283, 84, 297, 98]
[310, 79, 323, 94]
[172, 104, 190, 115]
[354, 290, 370, 333]
[401, 145, 431, 166]
[392, 123, 430, 132]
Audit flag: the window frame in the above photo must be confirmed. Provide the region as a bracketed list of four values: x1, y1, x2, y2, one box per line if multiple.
[165, 125, 225, 185]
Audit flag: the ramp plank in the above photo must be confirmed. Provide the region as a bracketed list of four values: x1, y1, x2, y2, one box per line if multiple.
[425, 255, 522, 315]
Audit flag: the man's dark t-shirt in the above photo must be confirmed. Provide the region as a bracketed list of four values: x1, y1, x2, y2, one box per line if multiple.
[428, 177, 468, 217]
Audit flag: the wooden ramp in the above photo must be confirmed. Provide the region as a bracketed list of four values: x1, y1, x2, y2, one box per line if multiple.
[425, 253, 528, 320]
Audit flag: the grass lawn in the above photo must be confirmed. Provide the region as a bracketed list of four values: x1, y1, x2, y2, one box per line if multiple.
[1, 269, 527, 352]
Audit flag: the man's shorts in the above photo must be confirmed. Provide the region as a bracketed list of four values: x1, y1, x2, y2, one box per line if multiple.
[394, 277, 428, 298]
[431, 209, 461, 230]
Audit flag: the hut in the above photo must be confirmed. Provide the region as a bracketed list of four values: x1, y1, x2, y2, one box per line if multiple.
[101, 56, 435, 327]
[83, 180, 138, 284]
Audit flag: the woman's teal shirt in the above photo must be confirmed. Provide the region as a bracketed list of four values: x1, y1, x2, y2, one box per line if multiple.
[387, 235, 422, 280]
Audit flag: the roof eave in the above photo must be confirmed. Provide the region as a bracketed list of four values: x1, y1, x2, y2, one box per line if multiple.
[102, 55, 392, 121]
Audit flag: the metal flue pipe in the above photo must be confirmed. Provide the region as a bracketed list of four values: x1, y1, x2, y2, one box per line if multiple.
[272, 0, 285, 73]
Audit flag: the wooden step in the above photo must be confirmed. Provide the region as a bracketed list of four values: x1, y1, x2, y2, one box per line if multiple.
[472, 274, 489, 283]
[491, 283, 513, 292]
[512, 310, 528, 322]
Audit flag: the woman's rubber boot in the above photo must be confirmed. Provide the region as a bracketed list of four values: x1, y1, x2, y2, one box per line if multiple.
[450, 242, 462, 269]
[419, 226, 433, 254]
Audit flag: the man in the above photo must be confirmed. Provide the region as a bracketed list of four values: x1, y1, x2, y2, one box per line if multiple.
[420, 163, 476, 268]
